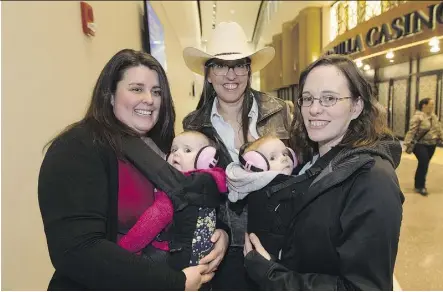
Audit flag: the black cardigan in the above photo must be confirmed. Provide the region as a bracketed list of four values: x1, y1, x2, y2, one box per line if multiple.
[38, 122, 186, 290]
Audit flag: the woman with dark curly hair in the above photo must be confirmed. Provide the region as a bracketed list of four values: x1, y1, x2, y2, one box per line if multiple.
[243, 54, 404, 290]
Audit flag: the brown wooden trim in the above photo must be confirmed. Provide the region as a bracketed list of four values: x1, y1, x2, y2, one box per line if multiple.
[405, 58, 413, 132]
[388, 79, 394, 129]
[435, 72, 441, 115]
[438, 73, 443, 120]
[415, 58, 420, 110]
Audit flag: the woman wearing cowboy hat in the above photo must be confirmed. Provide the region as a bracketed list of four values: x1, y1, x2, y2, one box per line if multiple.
[183, 22, 292, 290]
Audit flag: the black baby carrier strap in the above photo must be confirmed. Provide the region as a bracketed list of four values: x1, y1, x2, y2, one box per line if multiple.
[121, 136, 220, 210]
[264, 155, 331, 197]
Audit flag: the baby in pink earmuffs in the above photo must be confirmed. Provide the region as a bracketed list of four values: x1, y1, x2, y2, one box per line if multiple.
[118, 131, 227, 271]
[226, 135, 299, 259]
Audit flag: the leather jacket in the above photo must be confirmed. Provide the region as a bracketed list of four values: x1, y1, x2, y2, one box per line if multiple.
[183, 89, 292, 168]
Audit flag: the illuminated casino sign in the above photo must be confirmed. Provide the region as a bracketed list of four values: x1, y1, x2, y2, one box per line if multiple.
[327, 1, 443, 55]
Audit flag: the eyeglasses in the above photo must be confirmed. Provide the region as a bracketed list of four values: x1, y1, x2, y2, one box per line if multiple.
[297, 95, 352, 107]
[206, 63, 250, 76]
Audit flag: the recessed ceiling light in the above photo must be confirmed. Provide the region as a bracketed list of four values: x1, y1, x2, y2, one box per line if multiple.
[389, 59, 394, 63]
[355, 59, 362, 68]
[363, 64, 370, 71]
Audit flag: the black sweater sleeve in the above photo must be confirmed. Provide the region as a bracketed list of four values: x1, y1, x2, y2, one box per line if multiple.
[244, 160, 403, 291]
[38, 132, 186, 291]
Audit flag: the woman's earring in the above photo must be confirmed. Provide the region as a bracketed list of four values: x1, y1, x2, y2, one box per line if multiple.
[110, 95, 115, 106]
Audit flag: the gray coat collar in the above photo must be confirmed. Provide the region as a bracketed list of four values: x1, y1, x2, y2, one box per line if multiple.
[299, 138, 402, 218]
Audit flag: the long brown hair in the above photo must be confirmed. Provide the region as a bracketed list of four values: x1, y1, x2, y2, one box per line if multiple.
[45, 49, 175, 155]
[290, 54, 393, 163]
[196, 58, 253, 144]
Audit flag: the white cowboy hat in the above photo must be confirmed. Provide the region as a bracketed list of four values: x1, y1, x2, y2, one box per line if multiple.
[183, 22, 275, 75]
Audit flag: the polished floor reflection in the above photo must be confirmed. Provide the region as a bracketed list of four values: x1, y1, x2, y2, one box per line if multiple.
[395, 147, 443, 290]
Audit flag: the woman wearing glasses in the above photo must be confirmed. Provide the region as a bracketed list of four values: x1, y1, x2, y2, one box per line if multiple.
[243, 55, 404, 290]
[182, 22, 292, 290]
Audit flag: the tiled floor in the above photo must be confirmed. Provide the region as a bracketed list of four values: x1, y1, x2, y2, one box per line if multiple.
[395, 146, 443, 290]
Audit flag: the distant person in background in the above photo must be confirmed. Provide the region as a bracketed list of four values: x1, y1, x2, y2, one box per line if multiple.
[404, 98, 443, 196]
[182, 22, 292, 290]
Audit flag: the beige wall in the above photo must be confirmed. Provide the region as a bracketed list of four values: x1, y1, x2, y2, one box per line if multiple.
[1, 1, 198, 290]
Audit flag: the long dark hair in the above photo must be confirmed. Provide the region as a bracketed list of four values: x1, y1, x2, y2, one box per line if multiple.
[196, 58, 253, 144]
[290, 54, 393, 163]
[46, 49, 175, 155]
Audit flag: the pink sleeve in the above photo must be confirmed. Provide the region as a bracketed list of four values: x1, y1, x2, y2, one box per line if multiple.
[118, 191, 173, 252]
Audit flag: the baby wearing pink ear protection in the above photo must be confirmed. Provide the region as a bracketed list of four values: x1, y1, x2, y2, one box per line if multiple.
[118, 131, 227, 271]
[226, 135, 299, 259]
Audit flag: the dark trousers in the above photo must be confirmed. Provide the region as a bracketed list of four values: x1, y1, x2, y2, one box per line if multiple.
[413, 144, 436, 189]
[211, 247, 259, 291]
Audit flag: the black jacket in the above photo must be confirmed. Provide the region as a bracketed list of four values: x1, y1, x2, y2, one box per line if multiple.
[38, 122, 186, 290]
[247, 174, 297, 259]
[164, 169, 225, 271]
[244, 139, 404, 290]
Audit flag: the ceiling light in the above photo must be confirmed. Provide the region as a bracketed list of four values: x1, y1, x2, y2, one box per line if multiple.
[429, 37, 439, 47]
[389, 59, 394, 63]
[355, 59, 362, 68]
[363, 64, 370, 71]
[386, 50, 394, 59]
[430, 45, 440, 53]
[212, 1, 217, 30]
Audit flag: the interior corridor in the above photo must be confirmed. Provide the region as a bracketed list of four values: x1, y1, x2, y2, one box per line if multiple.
[2, 1, 443, 290]
[395, 147, 443, 290]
